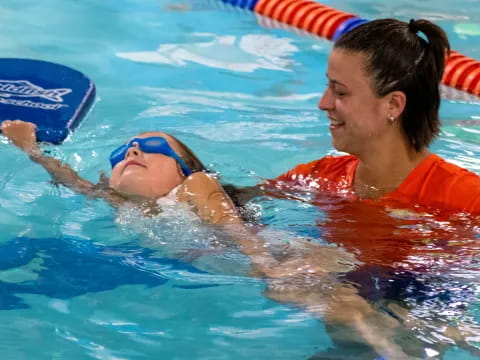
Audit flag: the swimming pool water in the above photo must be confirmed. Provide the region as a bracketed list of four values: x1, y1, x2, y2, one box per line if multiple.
[1, 0, 480, 359]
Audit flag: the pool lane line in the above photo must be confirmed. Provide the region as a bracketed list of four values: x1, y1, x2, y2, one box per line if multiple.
[443, 51, 480, 97]
[218, 0, 480, 99]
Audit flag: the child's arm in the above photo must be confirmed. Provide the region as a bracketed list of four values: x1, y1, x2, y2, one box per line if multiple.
[177, 172, 269, 256]
[1, 120, 127, 206]
[177, 172, 348, 275]
[177, 172, 283, 269]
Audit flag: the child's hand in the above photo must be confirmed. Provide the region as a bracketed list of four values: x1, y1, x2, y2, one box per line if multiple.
[1, 120, 38, 153]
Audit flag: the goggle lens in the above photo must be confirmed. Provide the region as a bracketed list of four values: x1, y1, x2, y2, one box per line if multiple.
[109, 137, 192, 176]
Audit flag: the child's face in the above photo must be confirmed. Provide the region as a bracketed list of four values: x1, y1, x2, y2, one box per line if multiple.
[109, 132, 186, 199]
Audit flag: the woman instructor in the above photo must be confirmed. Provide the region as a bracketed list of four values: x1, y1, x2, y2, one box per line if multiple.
[262, 18, 480, 359]
[277, 18, 480, 213]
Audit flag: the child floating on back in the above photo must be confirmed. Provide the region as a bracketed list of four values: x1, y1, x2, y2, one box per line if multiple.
[1, 119, 241, 224]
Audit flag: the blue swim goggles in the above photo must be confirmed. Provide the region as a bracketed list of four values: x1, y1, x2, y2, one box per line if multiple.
[109, 137, 192, 176]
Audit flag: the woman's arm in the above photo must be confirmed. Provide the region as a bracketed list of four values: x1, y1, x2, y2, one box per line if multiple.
[1, 120, 127, 206]
[163, 169, 416, 358]
[264, 277, 413, 359]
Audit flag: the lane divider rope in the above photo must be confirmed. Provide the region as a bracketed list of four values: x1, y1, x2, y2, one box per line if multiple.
[218, 0, 480, 98]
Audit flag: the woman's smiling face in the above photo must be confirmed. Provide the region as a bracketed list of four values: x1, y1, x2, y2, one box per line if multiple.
[318, 49, 393, 157]
[109, 132, 186, 199]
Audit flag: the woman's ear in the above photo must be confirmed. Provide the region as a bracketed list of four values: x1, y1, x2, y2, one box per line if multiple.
[387, 91, 407, 119]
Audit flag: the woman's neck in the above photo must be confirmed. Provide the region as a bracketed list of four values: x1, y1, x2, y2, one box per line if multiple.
[353, 138, 429, 199]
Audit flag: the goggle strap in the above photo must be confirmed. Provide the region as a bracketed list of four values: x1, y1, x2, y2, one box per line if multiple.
[171, 153, 192, 176]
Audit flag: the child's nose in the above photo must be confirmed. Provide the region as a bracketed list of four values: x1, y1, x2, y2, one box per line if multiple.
[126, 143, 142, 158]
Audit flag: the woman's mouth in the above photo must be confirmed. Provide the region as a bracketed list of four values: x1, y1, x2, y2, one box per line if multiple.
[329, 118, 345, 130]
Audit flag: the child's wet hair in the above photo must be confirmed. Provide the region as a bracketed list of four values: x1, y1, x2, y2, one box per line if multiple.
[169, 136, 207, 174]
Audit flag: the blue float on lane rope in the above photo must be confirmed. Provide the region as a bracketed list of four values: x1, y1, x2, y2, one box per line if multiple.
[332, 17, 369, 41]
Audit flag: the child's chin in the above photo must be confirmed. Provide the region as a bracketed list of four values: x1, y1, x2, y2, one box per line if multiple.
[122, 187, 170, 200]
[112, 184, 149, 199]
[114, 179, 178, 200]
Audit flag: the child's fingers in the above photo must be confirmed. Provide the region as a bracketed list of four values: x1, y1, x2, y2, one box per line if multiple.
[0, 120, 12, 130]
[1, 120, 37, 131]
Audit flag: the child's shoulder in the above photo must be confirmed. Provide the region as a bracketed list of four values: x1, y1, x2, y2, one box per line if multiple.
[179, 172, 219, 195]
[177, 172, 241, 225]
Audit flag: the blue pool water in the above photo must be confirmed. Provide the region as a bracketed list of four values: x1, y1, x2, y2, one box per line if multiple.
[1, 0, 480, 359]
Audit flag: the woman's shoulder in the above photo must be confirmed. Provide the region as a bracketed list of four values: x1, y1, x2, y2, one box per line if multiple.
[277, 154, 357, 181]
[423, 154, 480, 186]
[432, 155, 480, 213]
[398, 154, 480, 214]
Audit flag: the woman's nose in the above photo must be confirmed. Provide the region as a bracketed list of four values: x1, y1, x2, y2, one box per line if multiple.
[318, 88, 333, 111]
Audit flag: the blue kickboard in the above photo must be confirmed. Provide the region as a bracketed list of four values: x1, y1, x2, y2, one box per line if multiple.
[0, 58, 95, 144]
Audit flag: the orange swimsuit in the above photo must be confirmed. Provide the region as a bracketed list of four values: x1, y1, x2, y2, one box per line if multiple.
[276, 153, 480, 214]
[270, 154, 480, 268]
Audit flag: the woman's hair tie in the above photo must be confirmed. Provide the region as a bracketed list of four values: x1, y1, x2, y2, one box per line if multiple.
[408, 18, 419, 34]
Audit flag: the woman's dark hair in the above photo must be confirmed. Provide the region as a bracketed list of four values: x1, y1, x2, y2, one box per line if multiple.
[335, 18, 450, 151]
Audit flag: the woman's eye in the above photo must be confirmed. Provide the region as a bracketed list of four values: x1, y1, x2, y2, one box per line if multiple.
[326, 81, 347, 97]
[327, 84, 346, 97]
